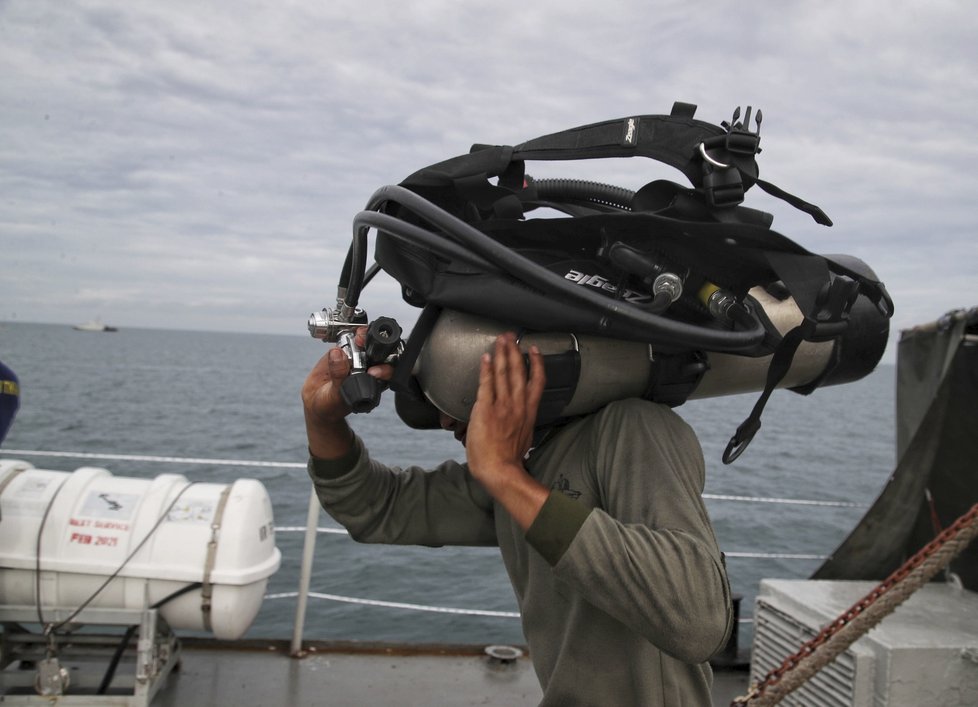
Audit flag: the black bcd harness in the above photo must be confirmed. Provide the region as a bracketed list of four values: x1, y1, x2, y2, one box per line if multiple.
[344, 102, 893, 462]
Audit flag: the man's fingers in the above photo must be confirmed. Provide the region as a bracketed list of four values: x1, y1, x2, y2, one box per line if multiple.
[327, 346, 352, 380]
[302, 347, 353, 423]
[492, 335, 515, 405]
[478, 334, 547, 423]
[366, 363, 395, 381]
[503, 335, 528, 398]
[476, 351, 494, 407]
[491, 333, 526, 406]
[353, 326, 369, 349]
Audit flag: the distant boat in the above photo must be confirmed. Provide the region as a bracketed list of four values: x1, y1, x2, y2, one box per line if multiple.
[72, 318, 118, 332]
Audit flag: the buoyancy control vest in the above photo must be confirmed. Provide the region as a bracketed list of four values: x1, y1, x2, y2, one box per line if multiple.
[311, 102, 894, 462]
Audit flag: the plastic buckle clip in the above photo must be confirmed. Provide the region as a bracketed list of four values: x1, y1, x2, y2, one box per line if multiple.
[724, 131, 760, 155]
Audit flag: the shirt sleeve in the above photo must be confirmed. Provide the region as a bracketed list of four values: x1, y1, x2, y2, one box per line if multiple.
[307, 434, 498, 547]
[525, 490, 591, 564]
[543, 399, 733, 664]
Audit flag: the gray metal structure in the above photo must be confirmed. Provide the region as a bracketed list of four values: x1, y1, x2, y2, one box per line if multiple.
[814, 307, 978, 587]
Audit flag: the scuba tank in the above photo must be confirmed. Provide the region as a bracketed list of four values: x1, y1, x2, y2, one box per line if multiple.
[309, 103, 893, 462]
[415, 275, 887, 425]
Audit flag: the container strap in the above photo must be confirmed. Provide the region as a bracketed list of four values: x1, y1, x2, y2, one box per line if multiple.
[201, 485, 232, 633]
[0, 465, 25, 497]
[0, 466, 26, 521]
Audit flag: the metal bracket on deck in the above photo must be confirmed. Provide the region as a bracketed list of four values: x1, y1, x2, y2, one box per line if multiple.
[0, 604, 181, 706]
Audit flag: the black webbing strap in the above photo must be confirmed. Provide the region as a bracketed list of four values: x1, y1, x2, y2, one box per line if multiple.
[510, 108, 728, 186]
[402, 104, 837, 232]
[534, 350, 582, 425]
[391, 304, 444, 430]
[722, 253, 861, 463]
[454, 173, 524, 219]
[755, 177, 834, 226]
[389, 304, 441, 396]
[513, 118, 643, 155]
[723, 324, 809, 464]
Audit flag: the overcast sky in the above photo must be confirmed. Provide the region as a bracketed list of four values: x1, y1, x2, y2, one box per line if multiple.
[2, 1, 976, 360]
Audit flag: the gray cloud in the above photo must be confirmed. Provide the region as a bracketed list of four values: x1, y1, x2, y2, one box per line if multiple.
[1, 0, 976, 357]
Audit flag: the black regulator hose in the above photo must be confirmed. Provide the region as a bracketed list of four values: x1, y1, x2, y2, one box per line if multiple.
[341, 227, 369, 312]
[357, 185, 767, 352]
[352, 212, 499, 273]
[531, 178, 635, 211]
[339, 211, 502, 314]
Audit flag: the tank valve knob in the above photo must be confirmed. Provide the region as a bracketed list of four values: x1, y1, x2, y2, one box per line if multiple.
[340, 372, 385, 413]
[336, 317, 404, 414]
[364, 317, 403, 364]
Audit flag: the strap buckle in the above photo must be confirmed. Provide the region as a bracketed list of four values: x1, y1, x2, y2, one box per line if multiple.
[697, 105, 763, 208]
[702, 165, 745, 208]
[723, 416, 762, 465]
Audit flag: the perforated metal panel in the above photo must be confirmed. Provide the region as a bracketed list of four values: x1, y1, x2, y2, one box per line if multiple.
[751, 600, 874, 706]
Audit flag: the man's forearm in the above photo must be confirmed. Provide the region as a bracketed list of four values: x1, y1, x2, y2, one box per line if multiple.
[480, 462, 549, 531]
[305, 412, 355, 460]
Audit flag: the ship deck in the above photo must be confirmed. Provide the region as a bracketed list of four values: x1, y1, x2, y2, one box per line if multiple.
[155, 639, 751, 707]
[1, 637, 750, 706]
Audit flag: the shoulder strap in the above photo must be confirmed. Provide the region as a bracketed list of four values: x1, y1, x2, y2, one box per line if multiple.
[510, 104, 728, 187]
[400, 103, 835, 227]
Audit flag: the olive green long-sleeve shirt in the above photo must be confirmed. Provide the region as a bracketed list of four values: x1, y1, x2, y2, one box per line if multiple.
[309, 398, 732, 706]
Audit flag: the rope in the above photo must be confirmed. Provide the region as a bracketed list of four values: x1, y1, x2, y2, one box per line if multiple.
[734, 501, 978, 706]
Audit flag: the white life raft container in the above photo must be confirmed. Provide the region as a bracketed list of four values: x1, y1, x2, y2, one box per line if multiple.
[0, 459, 281, 640]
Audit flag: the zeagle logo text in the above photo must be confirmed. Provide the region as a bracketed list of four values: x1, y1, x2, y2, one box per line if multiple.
[623, 117, 638, 146]
[564, 270, 651, 303]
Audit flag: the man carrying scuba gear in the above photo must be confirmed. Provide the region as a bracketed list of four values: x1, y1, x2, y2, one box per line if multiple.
[302, 327, 733, 705]
[301, 102, 893, 703]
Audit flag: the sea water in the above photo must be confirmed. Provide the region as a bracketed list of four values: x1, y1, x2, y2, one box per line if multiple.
[0, 322, 895, 647]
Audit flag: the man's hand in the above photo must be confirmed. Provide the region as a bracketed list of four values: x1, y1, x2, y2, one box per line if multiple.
[302, 327, 392, 459]
[465, 333, 550, 530]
